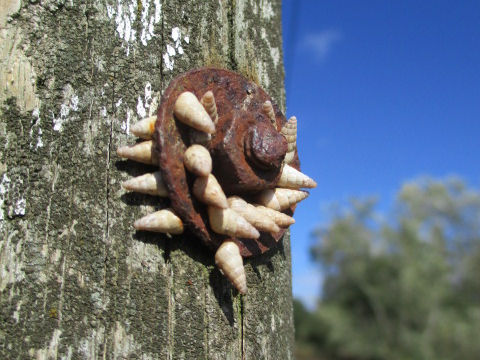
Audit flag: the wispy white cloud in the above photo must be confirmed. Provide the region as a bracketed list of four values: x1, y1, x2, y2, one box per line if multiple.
[303, 29, 342, 62]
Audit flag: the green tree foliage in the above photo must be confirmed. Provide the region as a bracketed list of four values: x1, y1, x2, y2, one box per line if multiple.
[296, 178, 480, 360]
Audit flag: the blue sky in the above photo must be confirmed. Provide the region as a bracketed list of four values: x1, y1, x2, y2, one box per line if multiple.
[282, 0, 480, 308]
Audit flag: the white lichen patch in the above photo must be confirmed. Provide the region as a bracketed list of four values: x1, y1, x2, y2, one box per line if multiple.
[0, 173, 11, 222]
[261, 0, 274, 20]
[136, 98, 146, 118]
[0, 172, 27, 221]
[163, 27, 189, 71]
[78, 327, 105, 359]
[52, 84, 80, 132]
[270, 47, 280, 68]
[117, 82, 158, 136]
[90, 287, 110, 312]
[100, 106, 107, 118]
[14, 198, 26, 216]
[12, 299, 22, 323]
[121, 108, 132, 134]
[260, 28, 280, 69]
[29, 108, 44, 150]
[114, 97, 132, 135]
[106, 0, 162, 55]
[33, 328, 62, 360]
[126, 241, 163, 273]
[140, 0, 163, 46]
[113, 321, 141, 358]
[136, 82, 153, 118]
[251, 0, 274, 20]
[0, 230, 25, 292]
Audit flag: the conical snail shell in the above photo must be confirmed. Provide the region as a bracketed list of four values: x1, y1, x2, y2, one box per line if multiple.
[117, 140, 157, 165]
[277, 164, 317, 189]
[227, 196, 280, 233]
[262, 100, 276, 125]
[130, 115, 156, 139]
[253, 204, 296, 227]
[122, 171, 168, 196]
[174, 91, 216, 134]
[184, 144, 212, 177]
[281, 116, 297, 164]
[256, 188, 309, 211]
[193, 174, 229, 209]
[200, 91, 218, 125]
[207, 206, 260, 239]
[134, 209, 184, 234]
[215, 241, 247, 294]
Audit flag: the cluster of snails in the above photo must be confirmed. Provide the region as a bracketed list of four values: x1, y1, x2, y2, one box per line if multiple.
[117, 68, 316, 294]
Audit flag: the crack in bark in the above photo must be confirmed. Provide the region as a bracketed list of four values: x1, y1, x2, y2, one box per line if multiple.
[160, 9, 176, 360]
[241, 295, 245, 360]
[101, 11, 119, 354]
[227, 3, 246, 358]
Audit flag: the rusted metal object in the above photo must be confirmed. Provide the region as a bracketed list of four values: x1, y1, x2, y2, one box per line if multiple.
[117, 67, 315, 293]
[153, 68, 299, 257]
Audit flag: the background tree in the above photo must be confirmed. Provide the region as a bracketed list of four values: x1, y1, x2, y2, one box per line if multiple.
[0, 0, 293, 358]
[295, 177, 480, 360]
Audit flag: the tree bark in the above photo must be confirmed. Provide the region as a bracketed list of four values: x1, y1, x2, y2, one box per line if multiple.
[0, 0, 293, 359]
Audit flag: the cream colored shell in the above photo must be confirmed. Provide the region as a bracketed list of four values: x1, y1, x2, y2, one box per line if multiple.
[200, 91, 218, 125]
[130, 115, 156, 139]
[193, 174, 229, 209]
[262, 100, 276, 125]
[174, 91, 216, 134]
[281, 116, 297, 164]
[208, 206, 260, 239]
[184, 144, 212, 177]
[134, 209, 184, 234]
[122, 171, 168, 196]
[256, 188, 309, 211]
[117, 140, 157, 165]
[253, 204, 296, 227]
[215, 241, 247, 294]
[277, 164, 317, 189]
[227, 196, 280, 233]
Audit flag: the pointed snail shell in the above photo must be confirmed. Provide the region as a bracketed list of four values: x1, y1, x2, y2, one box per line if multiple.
[215, 241, 247, 294]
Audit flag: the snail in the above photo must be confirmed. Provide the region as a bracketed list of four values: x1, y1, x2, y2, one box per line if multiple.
[117, 68, 316, 294]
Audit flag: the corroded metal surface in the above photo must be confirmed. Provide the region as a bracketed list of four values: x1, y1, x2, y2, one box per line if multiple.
[154, 68, 299, 257]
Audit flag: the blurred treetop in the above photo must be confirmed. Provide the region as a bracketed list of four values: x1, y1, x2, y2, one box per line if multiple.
[297, 177, 480, 360]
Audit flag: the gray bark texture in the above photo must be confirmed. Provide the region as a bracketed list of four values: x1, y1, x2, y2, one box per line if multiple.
[0, 0, 293, 358]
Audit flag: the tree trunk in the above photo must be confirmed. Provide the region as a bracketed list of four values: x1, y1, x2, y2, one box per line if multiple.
[0, 0, 293, 358]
